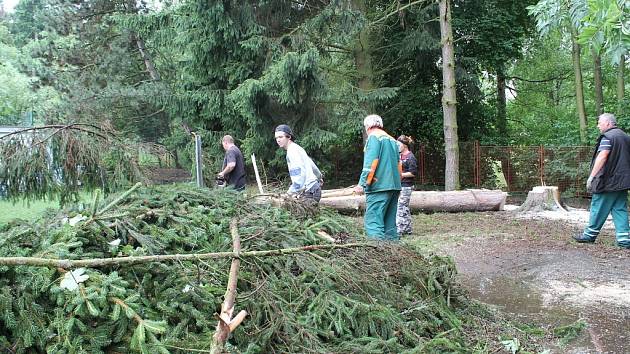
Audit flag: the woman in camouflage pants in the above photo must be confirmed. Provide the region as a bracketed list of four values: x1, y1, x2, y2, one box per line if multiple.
[396, 135, 417, 235]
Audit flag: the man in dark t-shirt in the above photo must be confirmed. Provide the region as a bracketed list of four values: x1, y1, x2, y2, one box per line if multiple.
[218, 135, 246, 191]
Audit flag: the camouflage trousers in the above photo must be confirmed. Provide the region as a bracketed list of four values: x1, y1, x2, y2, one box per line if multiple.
[396, 187, 413, 235]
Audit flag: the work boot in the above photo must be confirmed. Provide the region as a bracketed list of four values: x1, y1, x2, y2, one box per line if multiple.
[572, 234, 595, 243]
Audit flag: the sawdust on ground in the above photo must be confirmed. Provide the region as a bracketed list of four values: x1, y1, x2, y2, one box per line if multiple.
[406, 207, 630, 353]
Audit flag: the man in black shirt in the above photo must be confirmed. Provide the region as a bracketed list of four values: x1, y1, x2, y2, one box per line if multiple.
[218, 135, 246, 191]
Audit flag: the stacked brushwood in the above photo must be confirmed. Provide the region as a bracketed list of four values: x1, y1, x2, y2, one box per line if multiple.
[0, 184, 469, 353]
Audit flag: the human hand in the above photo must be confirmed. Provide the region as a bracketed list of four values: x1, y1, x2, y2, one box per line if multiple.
[217, 172, 224, 178]
[353, 185, 364, 195]
[586, 176, 594, 192]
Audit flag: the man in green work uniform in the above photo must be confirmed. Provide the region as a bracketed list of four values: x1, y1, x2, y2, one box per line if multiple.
[354, 114, 402, 240]
[573, 113, 630, 249]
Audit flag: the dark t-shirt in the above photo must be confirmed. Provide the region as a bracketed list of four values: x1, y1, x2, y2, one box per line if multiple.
[223, 145, 246, 190]
[400, 151, 417, 187]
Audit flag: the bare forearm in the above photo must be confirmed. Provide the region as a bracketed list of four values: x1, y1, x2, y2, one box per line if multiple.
[220, 163, 235, 175]
[590, 152, 609, 177]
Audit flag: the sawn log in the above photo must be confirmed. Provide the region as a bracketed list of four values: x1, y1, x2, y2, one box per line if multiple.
[319, 189, 507, 213]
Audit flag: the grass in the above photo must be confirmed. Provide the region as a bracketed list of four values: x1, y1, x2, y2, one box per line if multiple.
[0, 198, 60, 226]
[0, 192, 93, 226]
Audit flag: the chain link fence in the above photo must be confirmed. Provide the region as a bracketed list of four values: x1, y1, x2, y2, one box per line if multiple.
[418, 141, 593, 197]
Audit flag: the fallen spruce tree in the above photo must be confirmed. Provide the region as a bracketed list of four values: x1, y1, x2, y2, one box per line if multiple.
[0, 184, 480, 353]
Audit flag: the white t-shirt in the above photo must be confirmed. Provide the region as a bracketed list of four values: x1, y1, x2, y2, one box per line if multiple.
[286, 142, 321, 193]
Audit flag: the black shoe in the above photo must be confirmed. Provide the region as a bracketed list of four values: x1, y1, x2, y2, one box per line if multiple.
[572, 234, 595, 243]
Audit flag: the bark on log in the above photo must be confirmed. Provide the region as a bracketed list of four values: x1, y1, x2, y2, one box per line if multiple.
[320, 189, 506, 213]
[517, 186, 568, 212]
[321, 187, 356, 198]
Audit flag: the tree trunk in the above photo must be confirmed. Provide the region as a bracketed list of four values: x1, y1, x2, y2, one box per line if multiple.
[593, 50, 604, 116]
[319, 190, 507, 213]
[618, 54, 626, 117]
[351, 0, 375, 114]
[135, 35, 161, 81]
[439, 0, 459, 191]
[497, 69, 507, 139]
[125, 0, 161, 81]
[570, 28, 587, 143]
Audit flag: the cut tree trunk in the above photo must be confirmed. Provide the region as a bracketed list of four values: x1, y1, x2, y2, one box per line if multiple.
[321, 187, 356, 198]
[517, 186, 568, 212]
[440, 0, 460, 191]
[320, 189, 506, 213]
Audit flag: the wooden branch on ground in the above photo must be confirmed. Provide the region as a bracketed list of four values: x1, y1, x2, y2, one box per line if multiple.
[0, 243, 375, 269]
[211, 219, 247, 354]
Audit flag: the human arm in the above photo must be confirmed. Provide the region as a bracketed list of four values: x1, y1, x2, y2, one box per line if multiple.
[311, 159, 322, 180]
[310, 159, 324, 187]
[587, 150, 609, 191]
[357, 135, 380, 188]
[218, 150, 237, 178]
[218, 163, 236, 178]
[401, 154, 417, 179]
[589, 150, 609, 178]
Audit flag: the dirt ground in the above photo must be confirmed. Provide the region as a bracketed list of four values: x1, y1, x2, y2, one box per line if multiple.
[405, 206, 630, 354]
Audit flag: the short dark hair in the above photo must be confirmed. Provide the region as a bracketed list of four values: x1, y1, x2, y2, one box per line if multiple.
[397, 135, 413, 147]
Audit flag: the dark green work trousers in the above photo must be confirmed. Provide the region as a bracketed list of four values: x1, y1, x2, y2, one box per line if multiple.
[365, 190, 400, 241]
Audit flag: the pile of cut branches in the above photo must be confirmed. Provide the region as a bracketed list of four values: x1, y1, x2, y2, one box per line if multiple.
[0, 184, 469, 353]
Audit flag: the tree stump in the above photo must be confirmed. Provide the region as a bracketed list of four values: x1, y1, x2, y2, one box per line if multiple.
[517, 186, 568, 212]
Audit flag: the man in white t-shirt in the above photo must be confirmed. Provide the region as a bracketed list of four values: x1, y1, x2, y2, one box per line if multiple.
[274, 124, 322, 202]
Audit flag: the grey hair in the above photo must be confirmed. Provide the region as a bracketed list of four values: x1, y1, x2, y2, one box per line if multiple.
[363, 114, 383, 129]
[222, 135, 234, 144]
[599, 113, 617, 126]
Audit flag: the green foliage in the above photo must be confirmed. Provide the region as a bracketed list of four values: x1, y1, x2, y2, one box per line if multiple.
[0, 23, 60, 123]
[455, 0, 537, 70]
[577, 0, 629, 62]
[0, 184, 472, 353]
[552, 319, 587, 345]
[506, 28, 628, 146]
[365, 0, 501, 144]
[0, 125, 145, 204]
